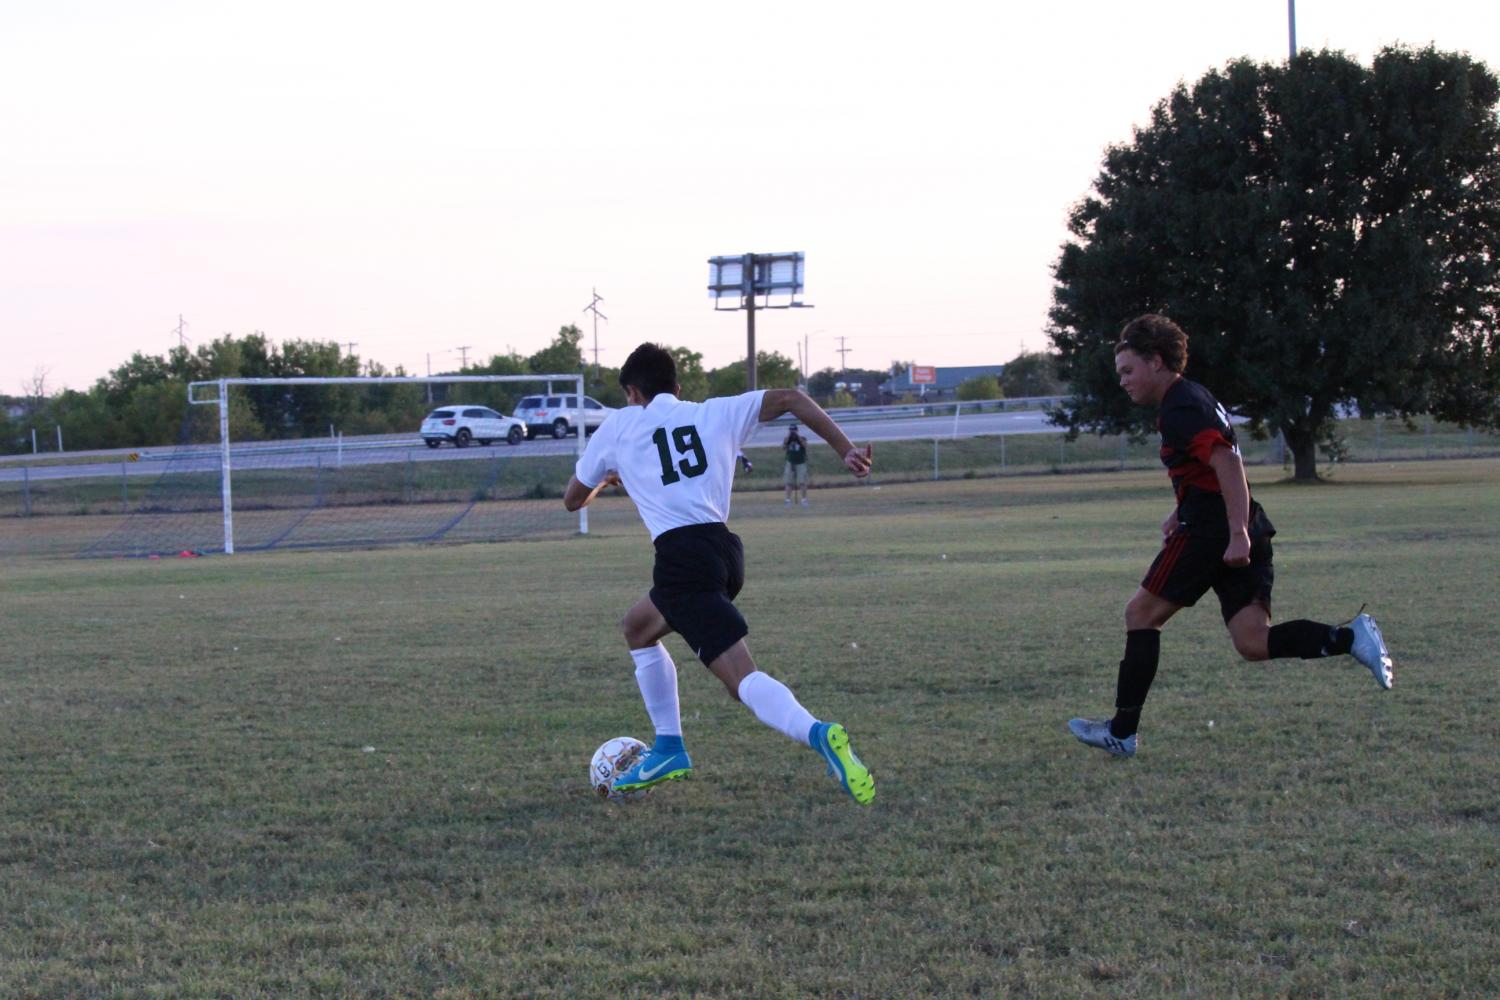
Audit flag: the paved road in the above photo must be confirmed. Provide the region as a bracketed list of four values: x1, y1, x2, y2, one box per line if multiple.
[0, 407, 1063, 483]
[764, 408, 1056, 446]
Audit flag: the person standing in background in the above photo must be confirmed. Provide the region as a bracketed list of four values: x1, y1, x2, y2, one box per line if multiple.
[784, 424, 809, 507]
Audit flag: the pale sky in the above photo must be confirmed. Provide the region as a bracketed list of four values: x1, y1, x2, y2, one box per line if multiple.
[3, 0, 1495, 392]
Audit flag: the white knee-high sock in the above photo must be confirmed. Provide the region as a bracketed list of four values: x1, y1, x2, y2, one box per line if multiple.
[631, 643, 681, 738]
[737, 670, 818, 746]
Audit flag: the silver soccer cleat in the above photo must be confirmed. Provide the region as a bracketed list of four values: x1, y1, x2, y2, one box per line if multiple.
[1067, 717, 1137, 758]
[1349, 613, 1394, 689]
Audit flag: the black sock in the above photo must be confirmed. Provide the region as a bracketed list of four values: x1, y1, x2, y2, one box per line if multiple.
[1267, 620, 1353, 659]
[1110, 629, 1160, 739]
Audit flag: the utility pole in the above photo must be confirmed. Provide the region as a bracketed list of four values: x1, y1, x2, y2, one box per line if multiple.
[743, 254, 757, 390]
[835, 336, 853, 374]
[341, 341, 358, 356]
[582, 288, 607, 379]
[172, 314, 190, 351]
[1288, 0, 1297, 59]
[456, 345, 472, 368]
[802, 329, 825, 388]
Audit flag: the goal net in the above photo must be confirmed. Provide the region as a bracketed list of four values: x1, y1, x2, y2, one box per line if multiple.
[83, 374, 597, 557]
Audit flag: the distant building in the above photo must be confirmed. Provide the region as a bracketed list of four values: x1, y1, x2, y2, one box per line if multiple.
[879, 364, 1005, 401]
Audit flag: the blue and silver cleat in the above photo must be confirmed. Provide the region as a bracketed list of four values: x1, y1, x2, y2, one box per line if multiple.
[1067, 717, 1137, 758]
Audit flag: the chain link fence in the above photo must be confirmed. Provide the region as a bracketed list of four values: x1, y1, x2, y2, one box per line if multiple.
[2, 415, 1497, 557]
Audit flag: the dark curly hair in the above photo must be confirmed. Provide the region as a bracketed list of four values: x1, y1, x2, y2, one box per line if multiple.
[1115, 314, 1189, 373]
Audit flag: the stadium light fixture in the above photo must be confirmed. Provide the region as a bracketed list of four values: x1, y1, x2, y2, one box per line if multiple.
[707, 252, 811, 390]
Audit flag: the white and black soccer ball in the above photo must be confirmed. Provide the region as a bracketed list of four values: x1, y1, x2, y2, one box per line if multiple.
[589, 736, 650, 802]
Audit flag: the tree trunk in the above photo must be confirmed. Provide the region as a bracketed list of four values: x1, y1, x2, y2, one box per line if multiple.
[1284, 424, 1320, 481]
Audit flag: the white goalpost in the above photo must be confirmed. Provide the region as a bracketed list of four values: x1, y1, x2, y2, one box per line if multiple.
[186, 373, 588, 555]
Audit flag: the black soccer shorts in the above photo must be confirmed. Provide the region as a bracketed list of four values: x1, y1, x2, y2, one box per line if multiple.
[1142, 525, 1275, 623]
[649, 522, 748, 666]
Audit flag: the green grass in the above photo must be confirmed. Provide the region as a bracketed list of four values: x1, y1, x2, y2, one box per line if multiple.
[2, 461, 1498, 997]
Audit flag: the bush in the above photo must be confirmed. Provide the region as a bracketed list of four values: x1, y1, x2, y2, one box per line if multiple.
[957, 376, 1000, 401]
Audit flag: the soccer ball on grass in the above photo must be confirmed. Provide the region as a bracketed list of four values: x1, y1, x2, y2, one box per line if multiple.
[590, 736, 650, 802]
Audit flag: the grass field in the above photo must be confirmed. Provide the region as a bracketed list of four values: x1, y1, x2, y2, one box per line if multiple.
[2, 461, 1498, 997]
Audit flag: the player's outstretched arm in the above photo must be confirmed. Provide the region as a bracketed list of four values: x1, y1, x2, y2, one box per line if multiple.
[758, 389, 871, 478]
[562, 472, 621, 512]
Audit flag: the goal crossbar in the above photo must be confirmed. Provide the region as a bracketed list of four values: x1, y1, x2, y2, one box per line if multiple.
[187, 373, 588, 554]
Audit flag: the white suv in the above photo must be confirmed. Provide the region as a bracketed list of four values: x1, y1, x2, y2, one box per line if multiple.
[513, 394, 617, 439]
[420, 406, 525, 448]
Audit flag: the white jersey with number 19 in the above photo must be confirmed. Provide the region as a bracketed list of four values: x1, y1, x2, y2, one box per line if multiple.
[574, 390, 767, 540]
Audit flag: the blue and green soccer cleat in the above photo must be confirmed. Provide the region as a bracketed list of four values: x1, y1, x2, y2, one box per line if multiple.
[612, 746, 693, 793]
[810, 722, 875, 805]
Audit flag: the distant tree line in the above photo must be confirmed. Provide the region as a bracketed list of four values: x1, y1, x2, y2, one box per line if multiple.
[3, 324, 1065, 454]
[0, 327, 800, 454]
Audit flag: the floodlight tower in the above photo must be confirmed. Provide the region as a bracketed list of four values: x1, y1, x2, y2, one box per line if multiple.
[707, 252, 811, 390]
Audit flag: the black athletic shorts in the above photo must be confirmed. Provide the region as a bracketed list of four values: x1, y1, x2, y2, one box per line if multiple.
[649, 522, 748, 666]
[1142, 503, 1276, 623]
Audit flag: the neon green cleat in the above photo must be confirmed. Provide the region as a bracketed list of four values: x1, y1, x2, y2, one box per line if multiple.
[810, 722, 874, 805]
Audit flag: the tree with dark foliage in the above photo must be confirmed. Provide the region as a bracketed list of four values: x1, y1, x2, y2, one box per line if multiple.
[1050, 47, 1500, 479]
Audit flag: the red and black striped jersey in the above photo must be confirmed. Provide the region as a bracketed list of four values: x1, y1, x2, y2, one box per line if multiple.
[1157, 377, 1238, 507]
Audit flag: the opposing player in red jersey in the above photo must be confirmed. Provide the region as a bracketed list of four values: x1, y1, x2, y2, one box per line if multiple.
[1068, 315, 1394, 758]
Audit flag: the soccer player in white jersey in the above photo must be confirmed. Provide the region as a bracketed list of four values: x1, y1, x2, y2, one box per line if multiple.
[563, 343, 877, 805]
